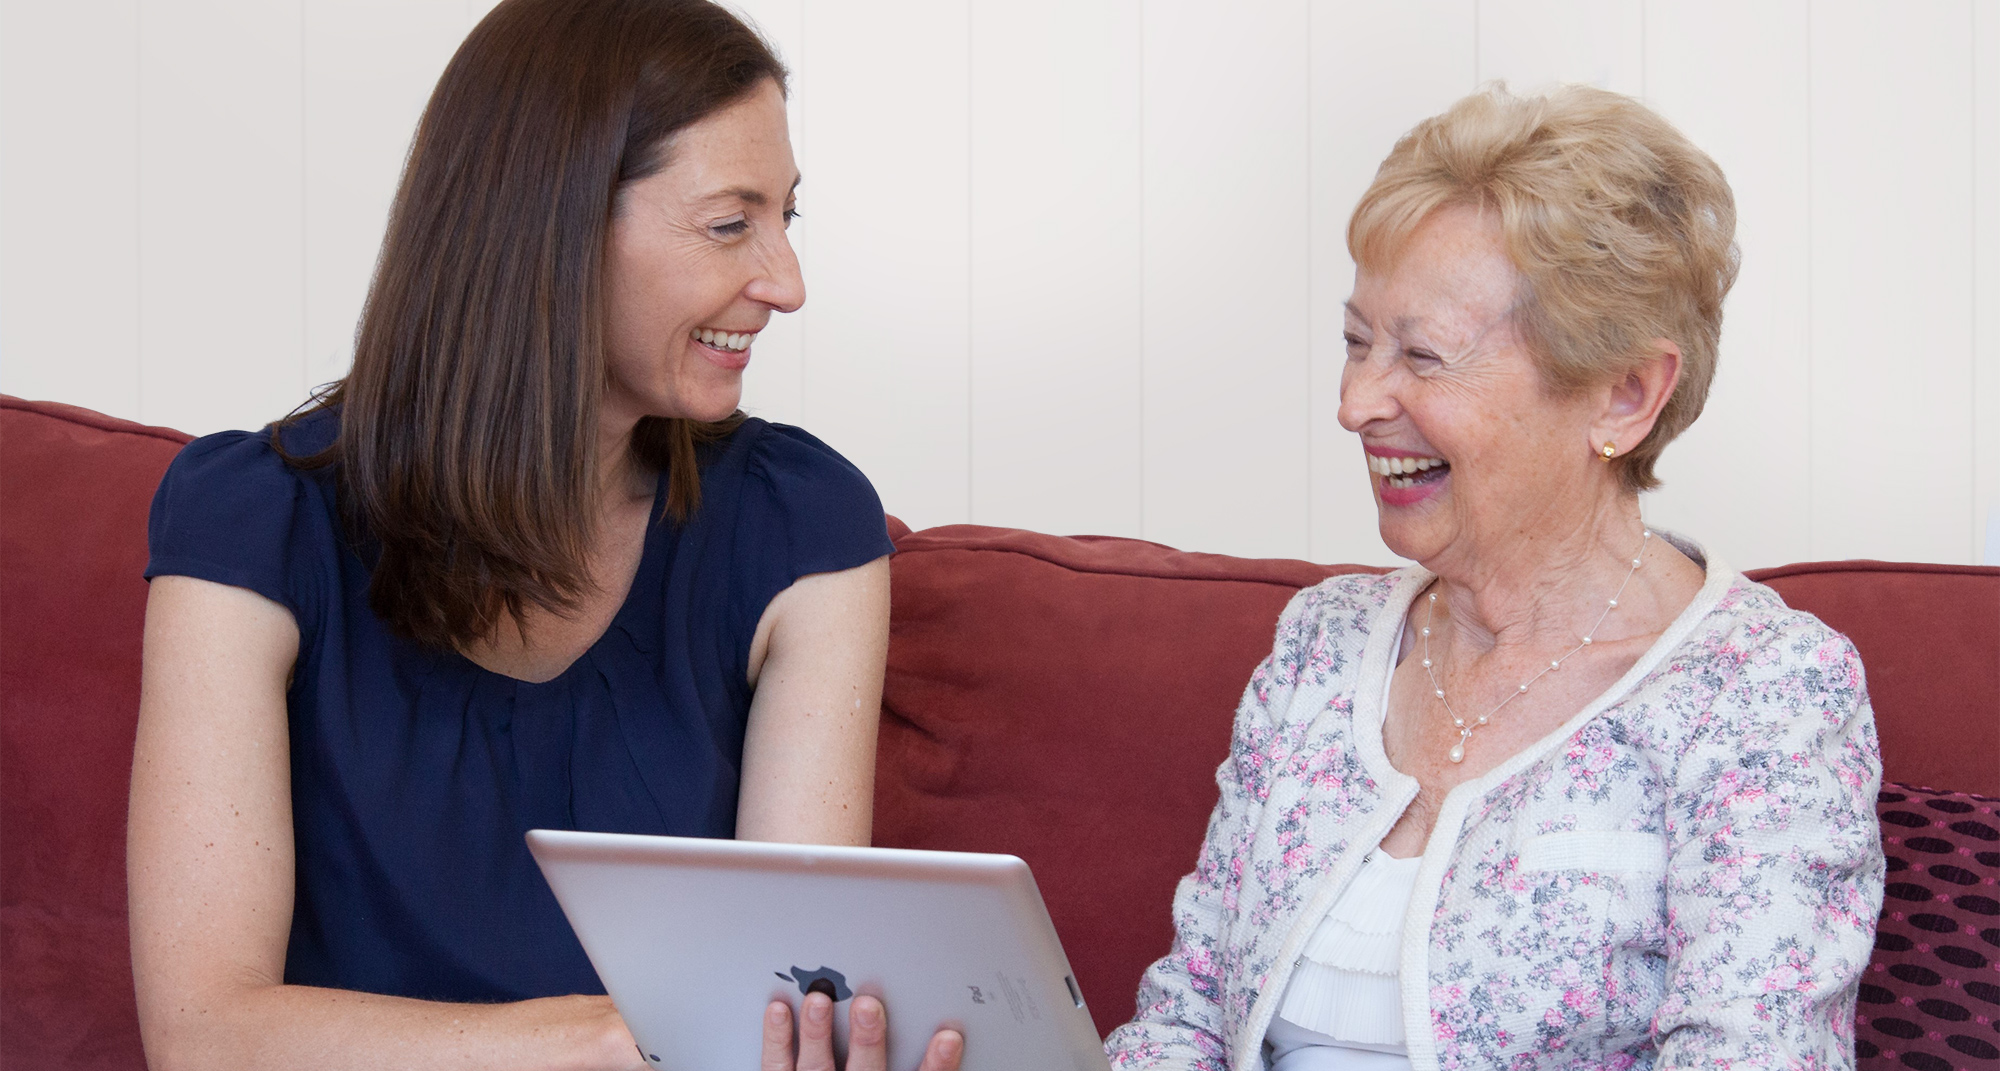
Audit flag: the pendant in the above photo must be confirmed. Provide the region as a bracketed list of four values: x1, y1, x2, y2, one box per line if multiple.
[1448, 741, 1465, 763]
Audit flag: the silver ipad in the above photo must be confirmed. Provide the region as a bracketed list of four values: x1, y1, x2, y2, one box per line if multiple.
[526, 829, 1111, 1071]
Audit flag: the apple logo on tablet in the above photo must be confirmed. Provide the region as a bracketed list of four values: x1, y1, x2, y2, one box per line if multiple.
[776, 965, 853, 1002]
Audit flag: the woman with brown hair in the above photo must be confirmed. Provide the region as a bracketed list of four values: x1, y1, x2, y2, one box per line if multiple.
[127, 2, 958, 1068]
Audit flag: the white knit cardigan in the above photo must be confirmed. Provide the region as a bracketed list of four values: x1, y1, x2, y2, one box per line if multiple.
[1103, 545, 1884, 1071]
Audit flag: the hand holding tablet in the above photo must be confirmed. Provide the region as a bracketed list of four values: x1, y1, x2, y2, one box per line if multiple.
[526, 830, 1111, 1071]
[763, 992, 963, 1071]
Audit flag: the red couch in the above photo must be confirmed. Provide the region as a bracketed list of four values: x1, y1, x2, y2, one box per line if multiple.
[5, 395, 1997, 1070]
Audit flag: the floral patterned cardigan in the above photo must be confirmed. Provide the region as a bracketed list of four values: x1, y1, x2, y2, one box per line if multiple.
[1104, 546, 1884, 1071]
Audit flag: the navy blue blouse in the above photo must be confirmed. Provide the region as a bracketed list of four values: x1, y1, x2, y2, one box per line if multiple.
[144, 407, 894, 1002]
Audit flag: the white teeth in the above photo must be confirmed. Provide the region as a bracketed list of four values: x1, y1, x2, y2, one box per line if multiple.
[693, 328, 754, 352]
[1367, 454, 1447, 477]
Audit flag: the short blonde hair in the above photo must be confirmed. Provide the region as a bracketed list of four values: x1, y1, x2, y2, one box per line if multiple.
[1348, 84, 1739, 493]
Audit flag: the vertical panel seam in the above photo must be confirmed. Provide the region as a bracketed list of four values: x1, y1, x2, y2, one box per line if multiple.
[1473, 0, 1482, 84]
[301, 0, 310, 403]
[1305, 0, 1314, 561]
[964, 0, 974, 525]
[796, 0, 807, 427]
[1137, 0, 1147, 540]
[134, 0, 144, 421]
[1805, 0, 1815, 561]
[1971, 0, 1981, 564]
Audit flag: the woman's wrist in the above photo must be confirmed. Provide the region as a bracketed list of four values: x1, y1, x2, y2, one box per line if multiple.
[508, 995, 642, 1071]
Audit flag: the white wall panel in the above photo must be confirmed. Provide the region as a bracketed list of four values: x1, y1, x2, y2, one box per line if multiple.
[1, 0, 1993, 566]
[724, 0, 806, 430]
[0, 0, 141, 419]
[795, 0, 970, 531]
[301, 0, 467, 395]
[137, 1, 306, 434]
[1642, 1, 1813, 571]
[1977, 4, 1999, 564]
[1307, 1, 1475, 566]
[1475, 0, 1642, 97]
[1808, 2, 1975, 564]
[1142, 0, 1311, 559]
[967, 0, 1143, 537]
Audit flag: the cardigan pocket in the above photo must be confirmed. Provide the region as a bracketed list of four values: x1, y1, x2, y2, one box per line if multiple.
[1517, 830, 1668, 875]
[1516, 830, 1673, 1051]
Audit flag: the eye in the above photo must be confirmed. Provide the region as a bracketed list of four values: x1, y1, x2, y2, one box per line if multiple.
[1405, 348, 1444, 372]
[783, 205, 800, 226]
[1343, 332, 1368, 358]
[710, 216, 749, 238]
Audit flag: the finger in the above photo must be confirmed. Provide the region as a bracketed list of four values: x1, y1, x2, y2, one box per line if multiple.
[843, 995, 888, 1071]
[795, 993, 837, 1071]
[761, 1000, 794, 1071]
[919, 1028, 964, 1071]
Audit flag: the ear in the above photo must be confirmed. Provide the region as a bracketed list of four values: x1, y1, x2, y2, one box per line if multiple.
[1589, 339, 1682, 458]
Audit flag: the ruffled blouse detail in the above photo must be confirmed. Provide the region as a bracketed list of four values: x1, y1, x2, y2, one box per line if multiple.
[1274, 849, 1424, 1047]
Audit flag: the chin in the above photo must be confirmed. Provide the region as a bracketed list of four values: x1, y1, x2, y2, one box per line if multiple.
[647, 385, 742, 425]
[1375, 512, 1443, 566]
[686, 393, 744, 423]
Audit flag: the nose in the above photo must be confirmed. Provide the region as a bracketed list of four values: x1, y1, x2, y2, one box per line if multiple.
[1336, 348, 1399, 433]
[747, 230, 806, 314]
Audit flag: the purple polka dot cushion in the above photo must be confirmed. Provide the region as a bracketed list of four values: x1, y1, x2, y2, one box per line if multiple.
[1859, 782, 2000, 1070]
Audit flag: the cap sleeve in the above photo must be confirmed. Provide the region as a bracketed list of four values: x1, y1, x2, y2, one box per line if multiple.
[732, 423, 895, 632]
[145, 428, 322, 621]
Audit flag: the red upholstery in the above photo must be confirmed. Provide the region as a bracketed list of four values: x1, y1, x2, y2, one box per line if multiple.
[4, 394, 1997, 1062]
[1, 398, 188, 1069]
[873, 525, 1378, 1035]
[1747, 562, 2000, 797]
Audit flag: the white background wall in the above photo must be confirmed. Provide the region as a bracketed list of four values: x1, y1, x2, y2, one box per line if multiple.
[3, 0, 1995, 568]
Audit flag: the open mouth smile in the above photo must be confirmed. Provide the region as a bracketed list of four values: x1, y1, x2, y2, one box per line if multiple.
[1367, 453, 1450, 489]
[691, 327, 755, 353]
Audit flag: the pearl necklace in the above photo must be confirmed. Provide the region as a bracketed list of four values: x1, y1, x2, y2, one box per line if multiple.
[1421, 529, 1651, 764]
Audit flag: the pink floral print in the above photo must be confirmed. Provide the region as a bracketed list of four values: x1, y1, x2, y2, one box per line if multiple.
[1105, 562, 1883, 1071]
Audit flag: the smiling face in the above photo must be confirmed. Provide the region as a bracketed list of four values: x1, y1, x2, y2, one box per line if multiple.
[1338, 204, 1613, 572]
[601, 78, 802, 431]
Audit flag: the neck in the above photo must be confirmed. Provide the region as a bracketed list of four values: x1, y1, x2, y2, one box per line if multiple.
[1426, 494, 1652, 658]
[594, 407, 652, 505]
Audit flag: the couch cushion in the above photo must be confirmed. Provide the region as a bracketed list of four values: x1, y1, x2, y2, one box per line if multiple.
[1, 396, 188, 1070]
[874, 523, 1381, 1035]
[1858, 782, 2000, 1070]
[1747, 562, 2000, 796]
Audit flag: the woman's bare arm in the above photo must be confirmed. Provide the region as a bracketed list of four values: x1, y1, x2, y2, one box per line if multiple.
[128, 575, 643, 1071]
[737, 558, 964, 1071]
[736, 557, 891, 845]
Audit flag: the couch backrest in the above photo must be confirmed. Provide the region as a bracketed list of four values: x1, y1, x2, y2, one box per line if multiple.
[1745, 561, 2000, 797]
[1, 397, 188, 1069]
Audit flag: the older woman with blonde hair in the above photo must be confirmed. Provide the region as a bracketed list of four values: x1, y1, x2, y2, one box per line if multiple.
[1106, 85, 1883, 1070]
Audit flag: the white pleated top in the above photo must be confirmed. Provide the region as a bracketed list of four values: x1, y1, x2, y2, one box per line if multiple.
[1264, 849, 1424, 1071]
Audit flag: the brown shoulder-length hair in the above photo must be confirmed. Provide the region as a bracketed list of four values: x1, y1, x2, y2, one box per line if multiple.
[278, 0, 785, 649]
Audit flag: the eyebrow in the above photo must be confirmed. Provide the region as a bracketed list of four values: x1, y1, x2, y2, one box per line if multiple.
[703, 174, 803, 208]
[1343, 301, 1435, 336]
